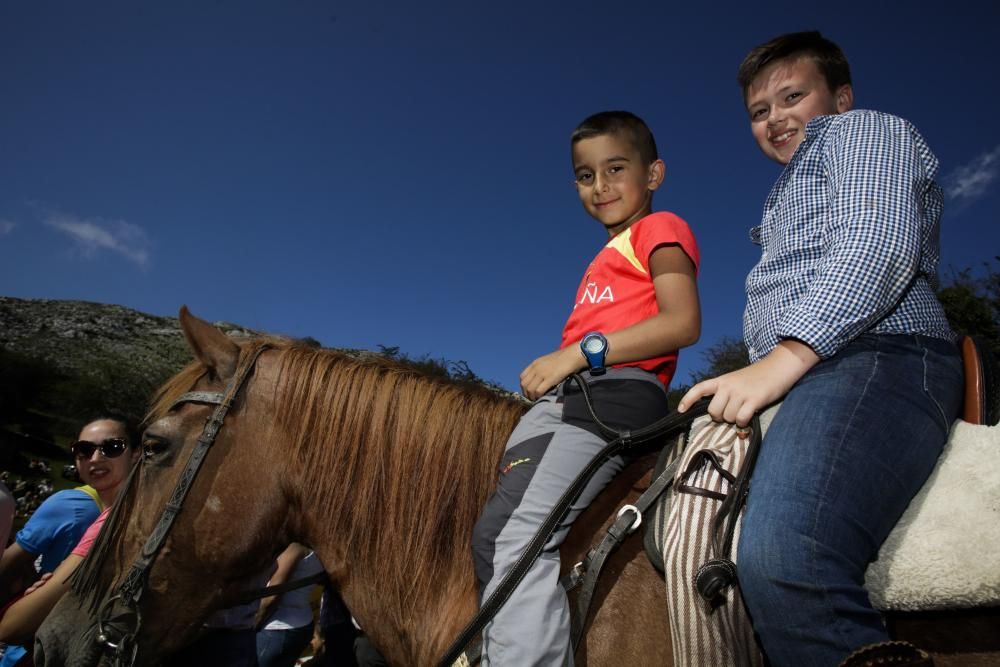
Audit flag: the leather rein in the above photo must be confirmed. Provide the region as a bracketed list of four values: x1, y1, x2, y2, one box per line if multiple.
[95, 345, 271, 666]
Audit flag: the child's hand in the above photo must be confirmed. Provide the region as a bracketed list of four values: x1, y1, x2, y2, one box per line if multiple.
[520, 346, 585, 400]
[677, 340, 819, 426]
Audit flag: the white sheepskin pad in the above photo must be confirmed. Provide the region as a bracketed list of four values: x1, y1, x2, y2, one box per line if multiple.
[863, 420, 1000, 611]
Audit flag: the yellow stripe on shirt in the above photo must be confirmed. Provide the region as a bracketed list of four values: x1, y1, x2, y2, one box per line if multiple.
[76, 484, 104, 510]
[605, 227, 646, 274]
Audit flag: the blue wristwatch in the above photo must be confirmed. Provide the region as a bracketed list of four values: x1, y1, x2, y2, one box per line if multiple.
[580, 331, 609, 376]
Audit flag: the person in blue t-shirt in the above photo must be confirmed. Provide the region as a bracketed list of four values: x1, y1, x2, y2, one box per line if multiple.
[0, 417, 139, 666]
[0, 417, 138, 605]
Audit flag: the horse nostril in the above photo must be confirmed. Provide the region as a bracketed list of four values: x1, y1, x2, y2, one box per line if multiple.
[33, 637, 46, 666]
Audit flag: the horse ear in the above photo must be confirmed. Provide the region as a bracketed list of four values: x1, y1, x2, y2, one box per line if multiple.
[178, 305, 240, 381]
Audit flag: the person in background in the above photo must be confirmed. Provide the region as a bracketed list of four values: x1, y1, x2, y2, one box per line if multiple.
[169, 565, 274, 667]
[0, 418, 140, 665]
[0, 417, 137, 606]
[309, 582, 367, 667]
[255, 544, 325, 667]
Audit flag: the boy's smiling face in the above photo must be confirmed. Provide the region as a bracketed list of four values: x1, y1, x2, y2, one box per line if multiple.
[746, 55, 853, 165]
[572, 132, 664, 237]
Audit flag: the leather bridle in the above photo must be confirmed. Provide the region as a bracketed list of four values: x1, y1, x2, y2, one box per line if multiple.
[94, 345, 269, 666]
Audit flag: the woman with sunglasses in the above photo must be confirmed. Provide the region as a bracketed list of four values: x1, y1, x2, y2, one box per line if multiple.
[0, 419, 139, 663]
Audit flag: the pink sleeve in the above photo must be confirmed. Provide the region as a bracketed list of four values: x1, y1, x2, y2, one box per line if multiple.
[634, 212, 700, 275]
[71, 508, 110, 558]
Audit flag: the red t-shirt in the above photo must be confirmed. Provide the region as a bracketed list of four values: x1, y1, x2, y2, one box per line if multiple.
[560, 211, 699, 387]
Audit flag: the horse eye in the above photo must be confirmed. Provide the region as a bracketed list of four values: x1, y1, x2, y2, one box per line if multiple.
[142, 440, 167, 458]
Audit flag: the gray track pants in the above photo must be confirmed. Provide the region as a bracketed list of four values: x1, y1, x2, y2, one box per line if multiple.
[471, 367, 669, 666]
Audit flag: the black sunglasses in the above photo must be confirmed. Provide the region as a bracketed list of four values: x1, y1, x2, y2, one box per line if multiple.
[71, 437, 129, 459]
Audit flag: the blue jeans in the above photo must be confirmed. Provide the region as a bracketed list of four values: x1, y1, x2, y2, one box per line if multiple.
[737, 334, 962, 666]
[256, 624, 314, 667]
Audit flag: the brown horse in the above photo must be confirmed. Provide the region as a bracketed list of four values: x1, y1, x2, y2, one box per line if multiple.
[35, 309, 1000, 666]
[35, 308, 674, 666]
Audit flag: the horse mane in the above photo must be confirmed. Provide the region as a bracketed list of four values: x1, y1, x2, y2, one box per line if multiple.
[74, 336, 527, 622]
[269, 341, 528, 622]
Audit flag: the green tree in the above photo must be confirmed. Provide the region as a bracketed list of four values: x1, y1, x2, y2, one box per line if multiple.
[687, 336, 750, 385]
[938, 258, 1000, 357]
[376, 344, 491, 385]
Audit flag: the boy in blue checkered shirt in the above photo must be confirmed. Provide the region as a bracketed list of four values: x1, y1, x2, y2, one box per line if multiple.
[679, 31, 962, 665]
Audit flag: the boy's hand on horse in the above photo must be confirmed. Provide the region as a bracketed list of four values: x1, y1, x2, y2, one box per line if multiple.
[678, 339, 820, 427]
[520, 346, 586, 400]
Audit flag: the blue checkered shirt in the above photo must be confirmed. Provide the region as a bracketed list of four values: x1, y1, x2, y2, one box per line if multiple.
[743, 110, 955, 362]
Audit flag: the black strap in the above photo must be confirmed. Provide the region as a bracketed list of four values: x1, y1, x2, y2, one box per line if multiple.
[713, 419, 761, 560]
[434, 374, 710, 667]
[229, 571, 329, 607]
[567, 454, 682, 649]
[571, 415, 763, 641]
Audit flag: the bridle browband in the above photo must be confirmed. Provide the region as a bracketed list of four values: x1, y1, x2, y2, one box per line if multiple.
[94, 344, 270, 666]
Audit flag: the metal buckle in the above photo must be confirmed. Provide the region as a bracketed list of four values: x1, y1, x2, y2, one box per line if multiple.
[616, 504, 642, 533]
[96, 594, 141, 667]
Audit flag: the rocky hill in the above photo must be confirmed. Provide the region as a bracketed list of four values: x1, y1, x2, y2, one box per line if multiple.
[0, 295, 504, 454]
[0, 296, 254, 369]
[0, 296, 259, 448]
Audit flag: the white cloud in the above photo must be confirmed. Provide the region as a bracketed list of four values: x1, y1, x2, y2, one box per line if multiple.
[42, 211, 151, 268]
[0, 220, 14, 236]
[944, 144, 1000, 203]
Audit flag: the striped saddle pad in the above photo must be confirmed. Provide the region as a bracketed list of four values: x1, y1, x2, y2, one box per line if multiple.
[641, 408, 1000, 666]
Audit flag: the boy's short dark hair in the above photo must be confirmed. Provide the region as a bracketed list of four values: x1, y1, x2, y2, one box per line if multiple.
[737, 31, 852, 103]
[571, 111, 658, 166]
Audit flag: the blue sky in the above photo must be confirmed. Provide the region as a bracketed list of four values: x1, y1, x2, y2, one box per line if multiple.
[2, 1, 998, 391]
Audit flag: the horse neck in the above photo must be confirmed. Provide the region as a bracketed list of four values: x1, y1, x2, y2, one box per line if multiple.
[282, 366, 524, 664]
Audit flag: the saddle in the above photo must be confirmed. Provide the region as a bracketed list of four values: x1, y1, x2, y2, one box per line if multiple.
[960, 335, 1000, 426]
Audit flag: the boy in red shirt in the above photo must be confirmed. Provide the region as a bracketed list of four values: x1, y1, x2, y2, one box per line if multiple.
[471, 110, 701, 665]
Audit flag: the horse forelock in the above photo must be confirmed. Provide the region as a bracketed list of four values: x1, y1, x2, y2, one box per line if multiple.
[270, 342, 527, 614]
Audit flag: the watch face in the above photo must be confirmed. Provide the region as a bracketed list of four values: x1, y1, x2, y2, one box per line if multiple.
[583, 335, 605, 354]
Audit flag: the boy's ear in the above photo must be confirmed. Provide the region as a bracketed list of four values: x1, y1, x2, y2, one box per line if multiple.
[647, 159, 666, 191]
[835, 84, 854, 113]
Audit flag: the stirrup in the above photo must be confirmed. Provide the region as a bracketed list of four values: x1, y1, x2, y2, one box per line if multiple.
[838, 640, 933, 667]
